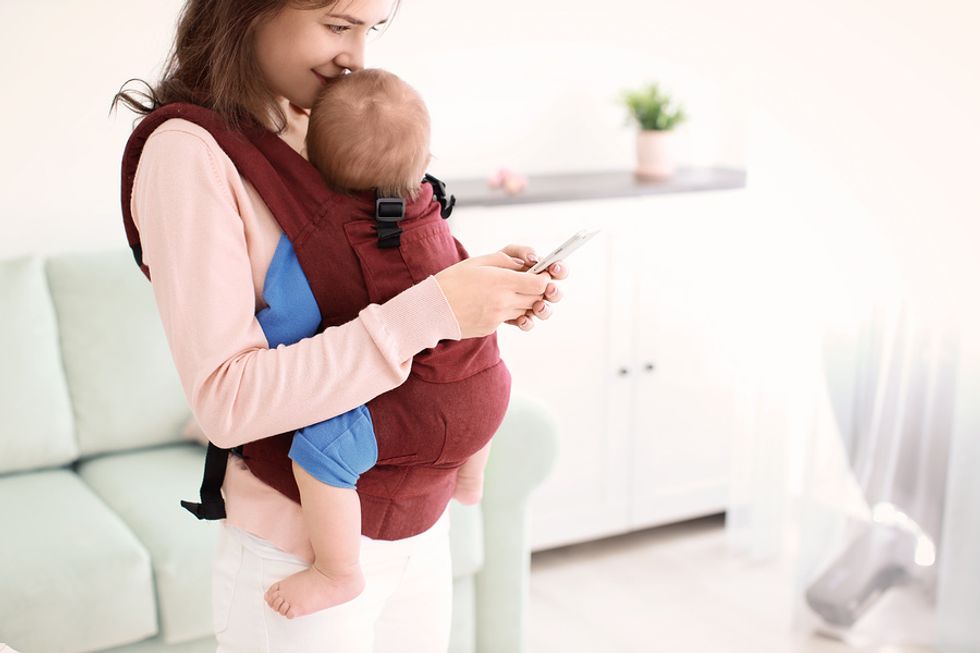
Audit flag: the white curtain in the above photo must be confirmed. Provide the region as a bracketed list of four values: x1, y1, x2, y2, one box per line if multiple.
[724, 169, 980, 650]
[935, 326, 980, 653]
[720, 3, 980, 647]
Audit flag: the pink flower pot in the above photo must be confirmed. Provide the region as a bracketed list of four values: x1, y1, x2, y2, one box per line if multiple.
[635, 129, 676, 180]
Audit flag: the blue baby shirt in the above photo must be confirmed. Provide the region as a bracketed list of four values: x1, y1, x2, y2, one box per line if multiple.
[255, 232, 378, 489]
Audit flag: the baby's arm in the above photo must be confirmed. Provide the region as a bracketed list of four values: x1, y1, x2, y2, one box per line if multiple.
[452, 439, 493, 505]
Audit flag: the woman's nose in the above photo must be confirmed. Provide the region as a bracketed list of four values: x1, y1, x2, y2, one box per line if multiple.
[335, 36, 366, 73]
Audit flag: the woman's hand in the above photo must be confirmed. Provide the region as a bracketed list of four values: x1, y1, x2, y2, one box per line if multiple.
[498, 244, 568, 332]
[434, 244, 567, 339]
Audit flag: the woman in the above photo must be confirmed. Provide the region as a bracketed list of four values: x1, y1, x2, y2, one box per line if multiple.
[112, 0, 569, 651]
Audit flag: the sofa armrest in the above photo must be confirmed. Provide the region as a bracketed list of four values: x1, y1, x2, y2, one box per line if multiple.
[476, 394, 559, 653]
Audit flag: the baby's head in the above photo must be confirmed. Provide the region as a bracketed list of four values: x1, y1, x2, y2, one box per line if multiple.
[307, 68, 431, 202]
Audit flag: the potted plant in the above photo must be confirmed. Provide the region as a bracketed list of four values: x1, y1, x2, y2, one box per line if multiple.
[621, 82, 687, 180]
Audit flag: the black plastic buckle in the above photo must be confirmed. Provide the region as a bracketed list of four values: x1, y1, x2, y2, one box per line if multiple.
[375, 197, 405, 249]
[423, 173, 456, 219]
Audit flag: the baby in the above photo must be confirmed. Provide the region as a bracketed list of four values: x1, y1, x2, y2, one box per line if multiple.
[260, 68, 492, 620]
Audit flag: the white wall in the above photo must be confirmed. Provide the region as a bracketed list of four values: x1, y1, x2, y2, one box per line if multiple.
[735, 0, 980, 322]
[0, 0, 746, 259]
[0, 1, 193, 258]
[1, 0, 977, 297]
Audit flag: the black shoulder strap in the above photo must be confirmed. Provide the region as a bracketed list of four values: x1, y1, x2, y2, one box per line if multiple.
[180, 442, 239, 520]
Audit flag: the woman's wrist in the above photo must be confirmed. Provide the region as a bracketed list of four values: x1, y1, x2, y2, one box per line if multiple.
[358, 276, 462, 362]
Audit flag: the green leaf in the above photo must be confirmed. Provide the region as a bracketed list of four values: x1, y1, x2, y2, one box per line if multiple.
[618, 82, 687, 131]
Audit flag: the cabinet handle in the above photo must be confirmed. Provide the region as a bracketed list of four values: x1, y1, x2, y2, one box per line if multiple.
[618, 367, 631, 377]
[644, 362, 656, 372]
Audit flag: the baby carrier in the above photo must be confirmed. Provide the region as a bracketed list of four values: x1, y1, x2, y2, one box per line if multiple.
[120, 102, 511, 539]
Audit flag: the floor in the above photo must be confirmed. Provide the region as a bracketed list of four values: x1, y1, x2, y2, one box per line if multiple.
[527, 514, 936, 653]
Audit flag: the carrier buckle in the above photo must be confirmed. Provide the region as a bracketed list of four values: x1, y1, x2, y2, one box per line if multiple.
[423, 173, 456, 219]
[375, 197, 405, 249]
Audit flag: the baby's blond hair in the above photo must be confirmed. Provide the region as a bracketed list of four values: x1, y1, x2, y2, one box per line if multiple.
[307, 68, 431, 201]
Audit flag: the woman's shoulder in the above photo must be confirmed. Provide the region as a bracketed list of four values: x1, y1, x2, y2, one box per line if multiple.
[131, 114, 285, 311]
[140, 117, 233, 174]
[147, 116, 220, 143]
[135, 116, 253, 213]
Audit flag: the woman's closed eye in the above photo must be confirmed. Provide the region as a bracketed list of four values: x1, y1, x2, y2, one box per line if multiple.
[326, 24, 382, 35]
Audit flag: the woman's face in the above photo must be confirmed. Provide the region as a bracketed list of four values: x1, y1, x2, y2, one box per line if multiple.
[254, 0, 394, 110]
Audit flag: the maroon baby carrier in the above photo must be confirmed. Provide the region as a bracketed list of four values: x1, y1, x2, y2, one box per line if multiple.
[120, 102, 512, 540]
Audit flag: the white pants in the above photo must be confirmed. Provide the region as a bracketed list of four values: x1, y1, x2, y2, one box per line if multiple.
[211, 506, 452, 652]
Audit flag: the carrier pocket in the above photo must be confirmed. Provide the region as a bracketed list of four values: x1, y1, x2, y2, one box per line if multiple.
[397, 219, 469, 284]
[343, 217, 465, 306]
[343, 214, 501, 384]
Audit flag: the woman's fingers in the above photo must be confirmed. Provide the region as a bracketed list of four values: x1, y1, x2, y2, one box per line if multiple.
[504, 298, 553, 331]
[493, 244, 572, 280]
[499, 243, 540, 269]
[470, 250, 528, 271]
[546, 261, 569, 280]
[504, 316, 535, 331]
[476, 245, 569, 333]
[506, 268, 551, 295]
[503, 273, 560, 330]
[544, 282, 562, 303]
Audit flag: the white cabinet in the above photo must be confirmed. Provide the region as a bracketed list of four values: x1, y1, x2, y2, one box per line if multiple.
[623, 192, 745, 530]
[448, 188, 748, 551]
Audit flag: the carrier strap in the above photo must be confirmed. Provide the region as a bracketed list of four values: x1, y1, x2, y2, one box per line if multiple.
[180, 442, 238, 520]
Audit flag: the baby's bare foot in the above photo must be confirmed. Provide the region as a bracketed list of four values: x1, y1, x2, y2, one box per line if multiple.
[264, 563, 365, 619]
[453, 472, 484, 505]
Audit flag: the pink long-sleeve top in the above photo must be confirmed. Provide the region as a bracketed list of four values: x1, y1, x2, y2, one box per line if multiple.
[130, 100, 462, 562]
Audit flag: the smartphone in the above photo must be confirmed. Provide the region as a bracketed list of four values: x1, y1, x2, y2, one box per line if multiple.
[526, 228, 600, 274]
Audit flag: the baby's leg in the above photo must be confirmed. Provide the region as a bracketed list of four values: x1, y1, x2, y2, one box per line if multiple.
[452, 440, 493, 505]
[264, 461, 366, 619]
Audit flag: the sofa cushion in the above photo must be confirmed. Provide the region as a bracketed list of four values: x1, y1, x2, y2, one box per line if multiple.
[45, 249, 191, 457]
[0, 469, 157, 653]
[76, 443, 219, 645]
[449, 502, 484, 578]
[0, 255, 76, 474]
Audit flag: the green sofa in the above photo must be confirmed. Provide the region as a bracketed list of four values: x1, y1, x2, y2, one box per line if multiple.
[0, 249, 558, 653]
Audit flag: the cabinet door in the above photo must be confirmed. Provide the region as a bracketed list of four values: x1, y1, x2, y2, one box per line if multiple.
[449, 202, 630, 550]
[626, 190, 747, 528]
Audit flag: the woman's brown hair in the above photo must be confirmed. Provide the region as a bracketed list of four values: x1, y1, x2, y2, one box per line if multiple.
[110, 0, 399, 134]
